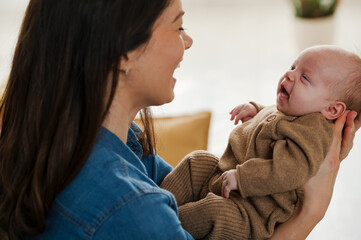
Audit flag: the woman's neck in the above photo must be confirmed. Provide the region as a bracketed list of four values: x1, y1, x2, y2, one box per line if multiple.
[102, 96, 138, 143]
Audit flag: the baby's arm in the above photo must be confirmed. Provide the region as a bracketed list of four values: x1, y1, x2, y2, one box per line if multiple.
[237, 113, 333, 198]
[224, 102, 265, 197]
[271, 111, 360, 240]
[230, 103, 258, 125]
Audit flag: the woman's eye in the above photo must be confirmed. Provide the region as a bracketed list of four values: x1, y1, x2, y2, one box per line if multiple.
[290, 66, 295, 70]
[179, 27, 185, 31]
[302, 75, 309, 81]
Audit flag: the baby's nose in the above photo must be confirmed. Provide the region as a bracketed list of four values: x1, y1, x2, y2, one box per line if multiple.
[285, 70, 296, 82]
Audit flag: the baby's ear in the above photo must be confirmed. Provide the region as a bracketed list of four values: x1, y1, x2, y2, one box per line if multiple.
[321, 101, 346, 120]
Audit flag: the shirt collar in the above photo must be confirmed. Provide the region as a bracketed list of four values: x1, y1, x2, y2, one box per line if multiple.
[97, 122, 144, 159]
[126, 122, 143, 159]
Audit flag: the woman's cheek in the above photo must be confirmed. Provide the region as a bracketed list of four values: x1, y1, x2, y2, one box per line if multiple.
[178, 37, 186, 59]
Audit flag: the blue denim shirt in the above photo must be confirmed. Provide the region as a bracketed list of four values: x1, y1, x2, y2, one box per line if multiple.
[30, 123, 194, 240]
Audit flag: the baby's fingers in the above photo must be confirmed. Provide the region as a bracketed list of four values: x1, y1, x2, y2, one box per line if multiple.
[234, 111, 249, 125]
[221, 180, 231, 199]
[230, 107, 241, 121]
[242, 116, 252, 123]
[234, 114, 242, 125]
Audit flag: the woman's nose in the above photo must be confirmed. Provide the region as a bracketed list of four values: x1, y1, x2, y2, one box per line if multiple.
[183, 32, 193, 50]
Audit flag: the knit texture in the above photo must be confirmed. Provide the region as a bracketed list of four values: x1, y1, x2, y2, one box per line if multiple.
[162, 104, 333, 239]
[161, 151, 250, 240]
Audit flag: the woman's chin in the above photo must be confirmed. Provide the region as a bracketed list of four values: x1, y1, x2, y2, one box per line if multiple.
[166, 93, 175, 104]
[153, 93, 175, 106]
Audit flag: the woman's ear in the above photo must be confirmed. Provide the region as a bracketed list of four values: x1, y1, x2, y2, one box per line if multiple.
[321, 101, 347, 120]
[119, 49, 139, 75]
[119, 55, 130, 74]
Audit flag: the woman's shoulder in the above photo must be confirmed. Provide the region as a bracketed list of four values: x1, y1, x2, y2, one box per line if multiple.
[36, 182, 176, 239]
[37, 144, 174, 239]
[57, 133, 163, 212]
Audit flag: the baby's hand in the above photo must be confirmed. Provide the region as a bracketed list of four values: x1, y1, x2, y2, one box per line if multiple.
[221, 169, 239, 199]
[230, 103, 257, 125]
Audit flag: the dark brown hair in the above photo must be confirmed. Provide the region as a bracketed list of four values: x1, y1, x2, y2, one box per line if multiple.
[0, 0, 170, 238]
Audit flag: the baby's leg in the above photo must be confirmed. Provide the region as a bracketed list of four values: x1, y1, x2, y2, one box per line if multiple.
[179, 192, 250, 240]
[161, 150, 220, 206]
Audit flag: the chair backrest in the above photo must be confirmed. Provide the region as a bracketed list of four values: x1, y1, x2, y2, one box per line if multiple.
[135, 111, 211, 167]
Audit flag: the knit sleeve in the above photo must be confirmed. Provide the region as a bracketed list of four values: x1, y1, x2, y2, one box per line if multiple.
[249, 102, 265, 113]
[236, 113, 333, 198]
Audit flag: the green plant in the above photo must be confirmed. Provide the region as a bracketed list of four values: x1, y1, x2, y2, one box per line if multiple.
[291, 0, 339, 18]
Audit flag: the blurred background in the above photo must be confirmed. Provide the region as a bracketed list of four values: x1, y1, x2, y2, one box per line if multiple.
[1, 0, 361, 239]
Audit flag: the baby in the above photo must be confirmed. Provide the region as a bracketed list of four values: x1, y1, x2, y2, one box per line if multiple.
[161, 45, 361, 240]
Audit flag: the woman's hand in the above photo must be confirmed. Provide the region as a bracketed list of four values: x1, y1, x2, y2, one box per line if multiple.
[340, 111, 361, 161]
[303, 111, 360, 220]
[270, 111, 360, 240]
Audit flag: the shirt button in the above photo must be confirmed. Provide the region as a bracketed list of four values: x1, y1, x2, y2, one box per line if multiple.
[266, 115, 276, 122]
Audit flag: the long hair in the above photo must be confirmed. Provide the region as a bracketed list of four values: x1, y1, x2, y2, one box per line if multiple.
[0, 0, 170, 238]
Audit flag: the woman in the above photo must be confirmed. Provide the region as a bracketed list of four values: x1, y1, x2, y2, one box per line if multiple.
[0, 0, 359, 239]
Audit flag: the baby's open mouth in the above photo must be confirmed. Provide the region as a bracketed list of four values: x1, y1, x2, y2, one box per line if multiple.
[280, 85, 289, 100]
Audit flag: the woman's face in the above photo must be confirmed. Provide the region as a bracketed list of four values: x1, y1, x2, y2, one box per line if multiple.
[125, 0, 193, 108]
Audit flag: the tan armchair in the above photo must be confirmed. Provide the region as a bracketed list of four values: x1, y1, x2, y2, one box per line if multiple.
[136, 111, 211, 167]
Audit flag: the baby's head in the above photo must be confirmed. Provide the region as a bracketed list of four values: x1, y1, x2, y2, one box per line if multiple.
[276, 45, 361, 120]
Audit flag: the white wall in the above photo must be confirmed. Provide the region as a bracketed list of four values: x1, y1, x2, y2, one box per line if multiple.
[0, 0, 29, 85]
[1, 1, 361, 239]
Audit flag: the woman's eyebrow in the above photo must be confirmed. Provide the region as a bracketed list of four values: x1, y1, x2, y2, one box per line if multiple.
[172, 11, 185, 23]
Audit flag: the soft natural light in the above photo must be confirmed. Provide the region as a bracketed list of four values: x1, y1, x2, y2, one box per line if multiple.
[1, 0, 360, 239]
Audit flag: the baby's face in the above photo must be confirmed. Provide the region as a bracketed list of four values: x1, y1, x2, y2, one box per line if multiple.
[276, 46, 348, 117]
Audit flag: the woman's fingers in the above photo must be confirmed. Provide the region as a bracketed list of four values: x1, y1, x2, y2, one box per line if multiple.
[340, 111, 359, 161]
[325, 111, 348, 167]
[355, 112, 361, 131]
[334, 110, 348, 137]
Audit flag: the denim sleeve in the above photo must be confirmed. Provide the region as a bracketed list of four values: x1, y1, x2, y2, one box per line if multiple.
[142, 154, 173, 186]
[93, 192, 194, 240]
